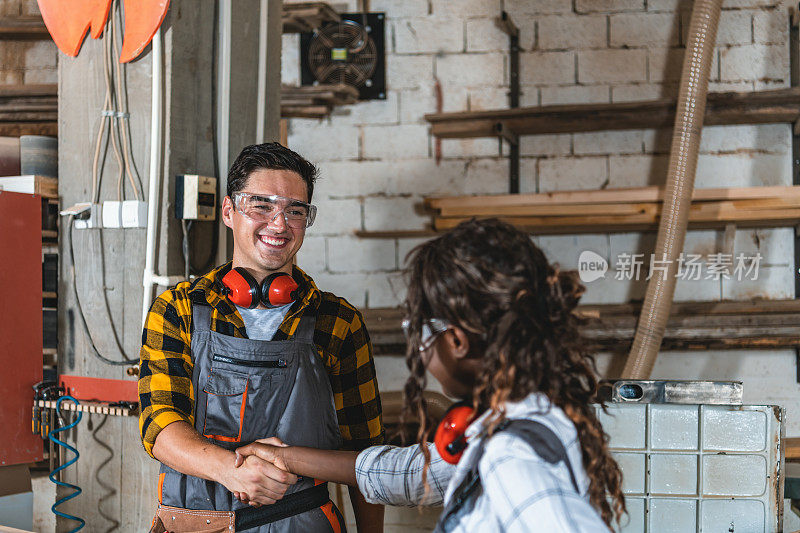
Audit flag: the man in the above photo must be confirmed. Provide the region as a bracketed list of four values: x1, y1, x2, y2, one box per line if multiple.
[139, 143, 385, 532]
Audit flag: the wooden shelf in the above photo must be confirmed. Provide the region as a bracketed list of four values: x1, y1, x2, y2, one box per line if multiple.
[0, 16, 49, 40]
[282, 2, 340, 33]
[355, 185, 800, 238]
[0, 84, 57, 136]
[363, 299, 800, 354]
[425, 88, 800, 139]
[281, 84, 359, 119]
[355, 229, 436, 239]
[0, 175, 58, 198]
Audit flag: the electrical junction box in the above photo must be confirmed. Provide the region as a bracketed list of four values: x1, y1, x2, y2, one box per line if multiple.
[121, 200, 147, 228]
[176, 174, 217, 220]
[102, 201, 122, 228]
[74, 203, 102, 229]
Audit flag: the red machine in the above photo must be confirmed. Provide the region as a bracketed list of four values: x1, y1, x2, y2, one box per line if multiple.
[0, 192, 43, 465]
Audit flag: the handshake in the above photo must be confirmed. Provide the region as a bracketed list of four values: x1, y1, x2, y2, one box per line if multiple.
[227, 436, 297, 507]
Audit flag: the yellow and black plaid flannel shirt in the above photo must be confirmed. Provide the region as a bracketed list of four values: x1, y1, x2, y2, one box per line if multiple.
[138, 262, 384, 457]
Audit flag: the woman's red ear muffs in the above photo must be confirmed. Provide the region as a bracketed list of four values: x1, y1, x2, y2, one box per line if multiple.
[221, 268, 299, 309]
[220, 267, 261, 308]
[434, 401, 475, 465]
[261, 272, 299, 308]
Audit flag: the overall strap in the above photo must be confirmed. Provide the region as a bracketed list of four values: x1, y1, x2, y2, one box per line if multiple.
[500, 419, 581, 494]
[292, 310, 317, 344]
[191, 302, 213, 335]
[435, 418, 580, 532]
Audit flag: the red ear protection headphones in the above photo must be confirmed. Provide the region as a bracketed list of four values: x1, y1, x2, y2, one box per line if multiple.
[434, 401, 476, 464]
[220, 267, 299, 309]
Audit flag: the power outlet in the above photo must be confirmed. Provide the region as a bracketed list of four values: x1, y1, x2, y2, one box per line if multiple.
[122, 200, 147, 228]
[74, 203, 102, 229]
[102, 201, 123, 228]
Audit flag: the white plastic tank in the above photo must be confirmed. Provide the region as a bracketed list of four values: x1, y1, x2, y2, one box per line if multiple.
[596, 381, 783, 533]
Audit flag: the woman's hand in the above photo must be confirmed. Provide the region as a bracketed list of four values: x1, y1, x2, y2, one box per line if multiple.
[235, 436, 290, 470]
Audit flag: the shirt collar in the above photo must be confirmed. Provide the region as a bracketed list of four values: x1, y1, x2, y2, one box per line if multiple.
[464, 392, 553, 440]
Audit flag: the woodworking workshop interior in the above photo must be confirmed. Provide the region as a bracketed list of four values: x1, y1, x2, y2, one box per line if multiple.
[7, 0, 800, 532]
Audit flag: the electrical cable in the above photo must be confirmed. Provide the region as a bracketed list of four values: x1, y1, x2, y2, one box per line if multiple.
[68, 217, 137, 366]
[48, 396, 85, 533]
[102, 11, 126, 202]
[192, 0, 221, 275]
[181, 219, 193, 279]
[112, 0, 143, 200]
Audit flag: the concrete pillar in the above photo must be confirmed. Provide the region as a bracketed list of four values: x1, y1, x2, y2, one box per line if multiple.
[56, 1, 281, 529]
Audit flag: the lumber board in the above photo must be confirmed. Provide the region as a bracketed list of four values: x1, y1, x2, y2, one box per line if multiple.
[0, 122, 57, 136]
[354, 229, 437, 239]
[363, 300, 800, 354]
[281, 105, 333, 119]
[427, 185, 800, 212]
[282, 2, 340, 33]
[0, 175, 57, 197]
[281, 83, 359, 118]
[0, 16, 49, 40]
[433, 208, 800, 232]
[786, 438, 800, 461]
[425, 88, 800, 138]
[435, 199, 800, 223]
[0, 84, 56, 97]
[435, 197, 800, 218]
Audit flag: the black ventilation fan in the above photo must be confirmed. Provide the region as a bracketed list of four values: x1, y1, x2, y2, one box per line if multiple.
[300, 12, 386, 100]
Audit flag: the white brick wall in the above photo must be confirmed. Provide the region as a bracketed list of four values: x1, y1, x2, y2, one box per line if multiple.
[393, 17, 463, 54]
[720, 43, 789, 82]
[282, 1, 800, 491]
[539, 15, 607, 50]
[578, 49, 647, 83]
[521, 51, 575, 85]
[435, 53, 506, 88]
[610, 13, 680, 48]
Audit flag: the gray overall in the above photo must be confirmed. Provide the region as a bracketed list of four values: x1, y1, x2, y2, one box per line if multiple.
[158, 303, 345, 532]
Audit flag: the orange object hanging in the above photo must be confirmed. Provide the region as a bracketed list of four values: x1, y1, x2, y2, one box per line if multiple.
[37, 0, 112, 57]
[119, 0, 170, 63]
[36, 0, 169, 63]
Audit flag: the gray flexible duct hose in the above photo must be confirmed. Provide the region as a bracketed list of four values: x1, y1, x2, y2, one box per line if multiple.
[622, 0, 722, 379]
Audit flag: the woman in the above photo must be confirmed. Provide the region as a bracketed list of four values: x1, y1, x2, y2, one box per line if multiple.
[235, 218, 625, 531]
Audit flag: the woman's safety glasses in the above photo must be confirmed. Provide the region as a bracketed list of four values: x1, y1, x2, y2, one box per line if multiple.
[232, 192, 317, 228]
[401, 318, 451, 352]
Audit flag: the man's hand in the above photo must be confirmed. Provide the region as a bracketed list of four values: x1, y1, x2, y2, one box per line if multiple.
[222, 452, 298, 506]
[231, 437, 293, 505]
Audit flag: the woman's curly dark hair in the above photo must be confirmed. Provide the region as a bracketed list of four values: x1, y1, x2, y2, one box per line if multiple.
[401, 218, 625, 528]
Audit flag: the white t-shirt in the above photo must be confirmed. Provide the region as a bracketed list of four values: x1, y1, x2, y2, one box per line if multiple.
[235, 302, 294, 341]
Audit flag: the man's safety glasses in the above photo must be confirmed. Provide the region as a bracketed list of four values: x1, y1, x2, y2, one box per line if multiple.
[231, 192, 317, 228]
[401, 318, 451, 352]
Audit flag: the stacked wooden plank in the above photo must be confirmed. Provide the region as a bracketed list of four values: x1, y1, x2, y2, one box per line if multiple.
[362, 299, 800, 355]
[0, 16, 49, 40]
[0, 84, 57, 136]
[425, 185, 800, 234]
[281, 83, 359, 118]
[282, 2, 340, 33]
[425, 88, 800, 139]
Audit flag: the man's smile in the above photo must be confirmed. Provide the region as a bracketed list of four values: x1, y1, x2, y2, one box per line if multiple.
[258, 233, 290, 249]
